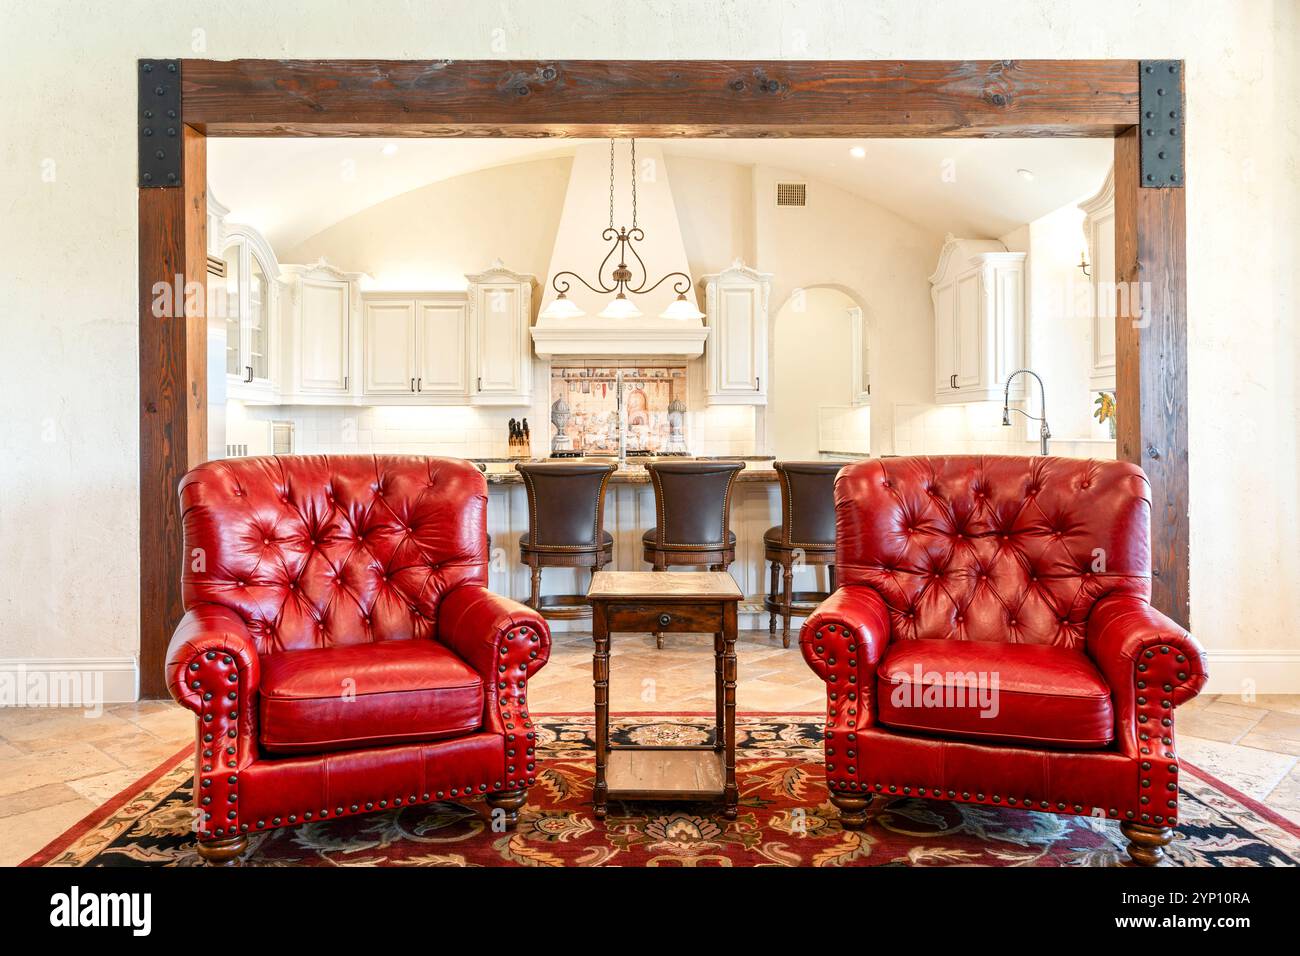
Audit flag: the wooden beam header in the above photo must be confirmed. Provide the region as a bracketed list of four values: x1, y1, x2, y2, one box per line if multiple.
[183, 59, 1140, 138]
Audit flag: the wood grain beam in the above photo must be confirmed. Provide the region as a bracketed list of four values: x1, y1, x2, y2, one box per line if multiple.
[1114, 125, 1189, 628]
[181, 59, 1139, 138]
[138, 125, 207, 698]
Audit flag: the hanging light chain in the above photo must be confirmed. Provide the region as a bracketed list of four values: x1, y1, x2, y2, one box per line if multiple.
[630, 138, 638, 230]
[608, 138, 616, 230]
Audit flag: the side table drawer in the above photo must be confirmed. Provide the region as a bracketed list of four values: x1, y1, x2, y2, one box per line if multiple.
[603, 602, 723, 634]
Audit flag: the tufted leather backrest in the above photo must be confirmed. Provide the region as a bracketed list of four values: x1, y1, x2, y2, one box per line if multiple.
[834, 456, 1151, 649]
[646, 460, 745, 548]
[517, 461, 616, 549]
[179, 455, 489, 655]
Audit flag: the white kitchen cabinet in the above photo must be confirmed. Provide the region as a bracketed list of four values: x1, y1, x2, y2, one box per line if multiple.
[280, 261, 365, 403]
[1080, 168, 1117, 393]
[417, 296, 471, 397]
[930, 237, 1026, 405]
[222, 224, 282, 403]
[466, 261, 534, 406]
[361, 291, 471, 402]
[702, 261, 773, 405]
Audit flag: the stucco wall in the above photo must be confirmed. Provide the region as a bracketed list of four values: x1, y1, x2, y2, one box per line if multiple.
[0, 0, 1295, 693]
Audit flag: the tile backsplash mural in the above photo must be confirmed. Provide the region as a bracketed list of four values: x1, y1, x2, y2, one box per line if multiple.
[549, 365, 689, 455]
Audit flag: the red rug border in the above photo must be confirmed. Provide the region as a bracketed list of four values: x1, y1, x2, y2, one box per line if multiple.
[22, 715, 1300, 866]
[21, 741, 194, 867]
[1180, 760, 1300, 839]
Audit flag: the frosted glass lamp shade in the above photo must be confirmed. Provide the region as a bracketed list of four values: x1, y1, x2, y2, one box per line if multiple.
[540, 294, 586, 319]
[659, 295, 704, 320]
[598, 295, 643, 319]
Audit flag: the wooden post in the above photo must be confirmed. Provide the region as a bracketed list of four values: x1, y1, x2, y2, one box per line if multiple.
[138, 124, 207, 698]
[1114, 124, 1190, 628]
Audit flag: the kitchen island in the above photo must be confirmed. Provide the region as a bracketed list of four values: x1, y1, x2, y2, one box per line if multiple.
[478, 457, 824, 630]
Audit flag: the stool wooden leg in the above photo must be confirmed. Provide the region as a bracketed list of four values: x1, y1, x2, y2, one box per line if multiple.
[528, 565, 542, 612]
[829, 563, 838, 593]
[768, 560, 779, 637]
[782, 564, 794, 648]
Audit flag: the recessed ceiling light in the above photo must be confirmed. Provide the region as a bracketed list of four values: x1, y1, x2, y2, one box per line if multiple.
[1016, 168, 1035, 181]
[849, 146, 867, 159]
[381, 143, 399, 157]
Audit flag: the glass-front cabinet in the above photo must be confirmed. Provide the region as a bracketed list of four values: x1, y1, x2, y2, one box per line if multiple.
[222, 226, 280, 401]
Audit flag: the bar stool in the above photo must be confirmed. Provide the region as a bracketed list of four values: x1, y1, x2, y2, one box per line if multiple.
[643, 460, 745, 648]
[764, 461, 841, 647]
[517, 461, 617, 620]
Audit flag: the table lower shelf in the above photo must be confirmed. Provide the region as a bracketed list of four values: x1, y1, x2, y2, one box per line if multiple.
[603, 748, 726, 801]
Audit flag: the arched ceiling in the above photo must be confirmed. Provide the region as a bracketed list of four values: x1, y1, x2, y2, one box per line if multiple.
[208, 136, 1112, 252]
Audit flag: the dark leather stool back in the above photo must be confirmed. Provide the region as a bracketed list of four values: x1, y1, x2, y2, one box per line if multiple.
[764, 460, 842, 647]
[518, 461, 616, 551]
[645, 460, 745, 549]
[773, 461, 842, 549]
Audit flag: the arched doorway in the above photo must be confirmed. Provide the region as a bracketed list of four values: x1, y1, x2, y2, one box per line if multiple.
[772, 286, 872, 460]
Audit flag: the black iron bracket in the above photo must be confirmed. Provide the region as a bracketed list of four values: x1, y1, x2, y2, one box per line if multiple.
[138, 59, 182, 187]
[1139, 60, 1184, 188]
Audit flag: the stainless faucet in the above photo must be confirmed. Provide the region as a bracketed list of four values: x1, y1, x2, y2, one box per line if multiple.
[1002, 368, 1051, 456]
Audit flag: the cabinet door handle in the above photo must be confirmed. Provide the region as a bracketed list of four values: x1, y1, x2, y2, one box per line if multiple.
[477, 376, 482, 392]
[245, 365, 253, 383]
[410, 377, 415, 392]
[755, 376, 760, 391]
[417, 377, 422, 392]
[343, 375, 348, 390]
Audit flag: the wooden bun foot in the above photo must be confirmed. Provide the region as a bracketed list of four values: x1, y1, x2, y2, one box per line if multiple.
[1121, 821, 1174, 866]
[196, 833, 247, 866]
[486, 788, 528, 830]
[831, 793, 872, 831]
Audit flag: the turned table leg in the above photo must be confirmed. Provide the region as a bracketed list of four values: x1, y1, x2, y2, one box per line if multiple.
[1121, 821, 1174, 866]
[197, 834, 247, 866]
[592, 603, 610, 819]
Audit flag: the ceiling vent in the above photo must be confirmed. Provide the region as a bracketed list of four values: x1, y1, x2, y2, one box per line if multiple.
[776, 182, 807, 207]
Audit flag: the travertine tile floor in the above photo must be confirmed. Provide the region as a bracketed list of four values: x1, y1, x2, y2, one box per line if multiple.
[2, 629, 1298, 866]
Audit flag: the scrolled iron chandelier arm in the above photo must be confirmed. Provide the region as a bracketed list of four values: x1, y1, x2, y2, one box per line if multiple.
[632, 271, 693, 297]
[542, 138, 703, 320]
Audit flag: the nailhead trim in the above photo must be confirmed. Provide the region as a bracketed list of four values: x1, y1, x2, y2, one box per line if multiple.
[194, 620, 545, 842]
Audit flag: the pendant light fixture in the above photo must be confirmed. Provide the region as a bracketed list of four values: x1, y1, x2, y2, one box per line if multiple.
[542, 139, 703, 321]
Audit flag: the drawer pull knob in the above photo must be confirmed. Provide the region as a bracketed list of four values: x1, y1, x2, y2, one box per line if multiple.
[657, 613, 672, 628]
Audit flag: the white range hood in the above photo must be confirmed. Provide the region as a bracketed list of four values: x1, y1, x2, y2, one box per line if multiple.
[532, 142, 708, 359]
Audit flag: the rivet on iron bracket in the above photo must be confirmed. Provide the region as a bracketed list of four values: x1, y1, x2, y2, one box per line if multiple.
[139, 59, 182, 188]
[1139, 60, 1183, 188]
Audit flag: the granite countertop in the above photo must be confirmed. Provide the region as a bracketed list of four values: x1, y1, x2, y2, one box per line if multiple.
[477, 458, 779, 484]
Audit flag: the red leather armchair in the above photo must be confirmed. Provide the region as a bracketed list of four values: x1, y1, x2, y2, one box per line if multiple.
[165, 455, 549, 864]
[800, 456, 1207, 865]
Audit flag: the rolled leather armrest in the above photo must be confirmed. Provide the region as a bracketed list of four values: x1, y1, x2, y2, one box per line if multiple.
[165, 604, 261, 775]
[1086, 595, 1208, 710]
[800, 585, 892, 724]
[437, 586, 551, 684]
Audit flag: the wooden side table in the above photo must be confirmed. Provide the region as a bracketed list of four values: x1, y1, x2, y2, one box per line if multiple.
[587, 571, 743, 820]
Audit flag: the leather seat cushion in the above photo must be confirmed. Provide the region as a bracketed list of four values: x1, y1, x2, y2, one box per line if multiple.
[643, 528, 736, 548]
[876, 639, 1114, 749]
[260, 640, 483, 755]
[763, 525, 834, 549]
[521, 529, 613, 552]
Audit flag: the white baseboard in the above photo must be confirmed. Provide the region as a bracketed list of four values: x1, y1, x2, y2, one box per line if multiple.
[0, 657, 139, 706]
[1203, 650, 1300, 696]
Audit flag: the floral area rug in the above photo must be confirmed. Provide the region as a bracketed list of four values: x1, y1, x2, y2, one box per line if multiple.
[25, 715, 1300, 867]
